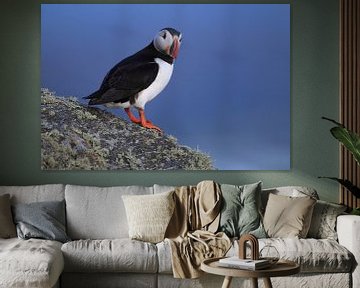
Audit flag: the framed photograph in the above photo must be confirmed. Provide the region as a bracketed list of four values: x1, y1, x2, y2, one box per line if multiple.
[41, 4, 290, 170]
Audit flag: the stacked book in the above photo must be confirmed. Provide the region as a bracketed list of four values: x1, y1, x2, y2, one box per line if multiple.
[218, 257, 271, 270]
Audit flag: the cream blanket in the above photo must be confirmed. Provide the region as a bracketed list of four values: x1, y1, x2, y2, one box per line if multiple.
[165, 181, 231, 278]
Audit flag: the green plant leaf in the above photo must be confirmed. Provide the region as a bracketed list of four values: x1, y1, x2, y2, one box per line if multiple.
[322, 117, 344, 127]
[330, 127, 360, 165]
[318, 177, 360, 198]
[322, 117, 360, 165]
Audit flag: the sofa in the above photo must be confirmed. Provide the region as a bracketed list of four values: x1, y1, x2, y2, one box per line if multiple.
[0, 183, 359, 288]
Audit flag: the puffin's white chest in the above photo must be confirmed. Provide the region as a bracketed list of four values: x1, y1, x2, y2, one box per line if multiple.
[135, 58, 174, 109]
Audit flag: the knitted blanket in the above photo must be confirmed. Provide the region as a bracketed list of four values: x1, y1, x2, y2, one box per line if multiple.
[165, 180, 231, 278]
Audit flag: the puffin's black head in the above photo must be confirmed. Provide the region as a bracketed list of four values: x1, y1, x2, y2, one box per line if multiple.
[153, 28, 182, 59]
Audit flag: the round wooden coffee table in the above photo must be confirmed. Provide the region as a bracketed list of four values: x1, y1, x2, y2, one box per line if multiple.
[201, 257, 300, 288]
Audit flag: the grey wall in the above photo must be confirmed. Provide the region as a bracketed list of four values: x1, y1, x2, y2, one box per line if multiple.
[0, 0, 340, 203]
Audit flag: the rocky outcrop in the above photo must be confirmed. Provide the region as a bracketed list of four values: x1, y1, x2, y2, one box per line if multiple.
[41, 89, 214, 170]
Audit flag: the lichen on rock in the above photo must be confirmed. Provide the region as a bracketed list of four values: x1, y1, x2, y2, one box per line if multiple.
[41, 88, 214, 170]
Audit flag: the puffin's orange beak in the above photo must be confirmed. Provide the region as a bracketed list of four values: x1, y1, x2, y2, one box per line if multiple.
[170, 37, 180, 59]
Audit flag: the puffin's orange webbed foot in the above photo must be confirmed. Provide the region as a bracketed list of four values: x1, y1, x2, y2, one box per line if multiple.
[140, 121, 162, 133]
[138, 109, 162, 133]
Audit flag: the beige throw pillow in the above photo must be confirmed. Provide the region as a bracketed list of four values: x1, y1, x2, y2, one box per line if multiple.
[0, 194, 17, 238]
[263, 193, 316, 238]
[122, 191, 175, 243]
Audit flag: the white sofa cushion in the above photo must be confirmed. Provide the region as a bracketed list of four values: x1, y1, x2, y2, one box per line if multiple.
[0, 238, 63, 288]
[234, 238, 353, 273]
[157, 237, 353, 274]
[156, 240, 173, 274]
[153, 184, 176, 194]
[0, 184, 65, 204]
[61, 239, 158, 273]
[65, 185, 153, 239]
[337, 215, 360, 288]
[259, 238, 353, 272]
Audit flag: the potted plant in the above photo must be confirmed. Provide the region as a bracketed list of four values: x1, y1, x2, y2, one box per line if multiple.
[320, 117, 360, 215]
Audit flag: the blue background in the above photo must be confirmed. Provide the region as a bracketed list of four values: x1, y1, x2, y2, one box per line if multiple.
[41, 4, 290, 170]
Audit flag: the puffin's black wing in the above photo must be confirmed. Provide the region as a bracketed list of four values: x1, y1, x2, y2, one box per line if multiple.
[86, 61, 159, 105]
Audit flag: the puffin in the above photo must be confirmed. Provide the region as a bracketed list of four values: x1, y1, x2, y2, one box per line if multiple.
[84, 28, 182, 132]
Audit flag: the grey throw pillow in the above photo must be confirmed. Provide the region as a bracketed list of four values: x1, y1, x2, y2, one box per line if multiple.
[218, 182, 266, 238]
[307, 200, 347, 240]
[0, 194, 17, 238]
[12, 200, 70, 243]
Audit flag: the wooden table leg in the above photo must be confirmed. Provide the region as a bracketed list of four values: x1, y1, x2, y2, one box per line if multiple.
[222, 276, 233, 288]
[251, 278, 258, 288]
[263, 277, 273, 288]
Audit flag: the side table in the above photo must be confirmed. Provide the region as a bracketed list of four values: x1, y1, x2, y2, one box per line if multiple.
[201, 257, 300, 288]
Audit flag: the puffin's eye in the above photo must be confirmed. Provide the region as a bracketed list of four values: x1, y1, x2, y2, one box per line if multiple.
[162, 32, 167, 39]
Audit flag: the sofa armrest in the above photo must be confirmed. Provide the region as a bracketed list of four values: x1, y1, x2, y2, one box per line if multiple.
[337, 215, 360, 288]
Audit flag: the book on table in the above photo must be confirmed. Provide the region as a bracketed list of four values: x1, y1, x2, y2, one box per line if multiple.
[218, 257, 271, 270]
